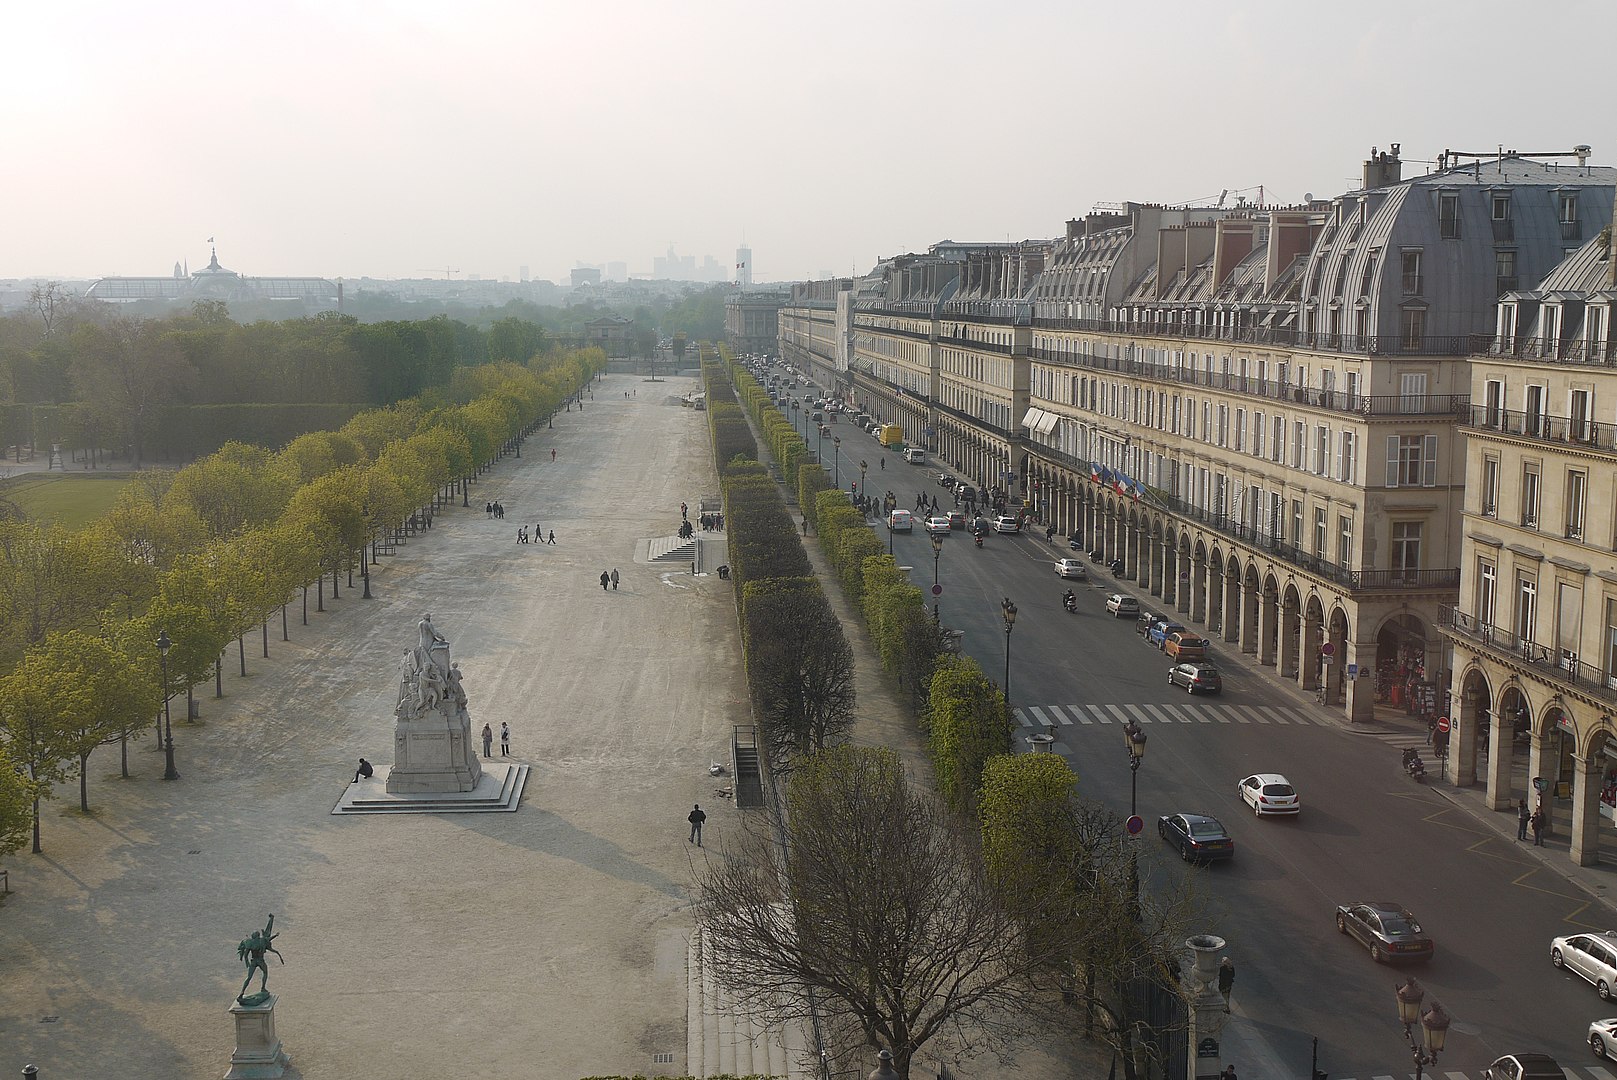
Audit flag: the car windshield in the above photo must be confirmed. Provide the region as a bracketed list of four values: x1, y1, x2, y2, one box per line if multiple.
[1178, 637, 1206, 647]
[1189, 821, 1225, 838]
[1262, 784, 1295, 797]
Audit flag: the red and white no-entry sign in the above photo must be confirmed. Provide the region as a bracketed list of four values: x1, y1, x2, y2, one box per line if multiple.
[1436, 716, 1451, 733]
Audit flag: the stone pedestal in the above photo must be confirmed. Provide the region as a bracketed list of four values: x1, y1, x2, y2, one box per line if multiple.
[1184, 935, 1228, 1080]
[225, 994, 290, 1079]
[386, 708, 482, 793]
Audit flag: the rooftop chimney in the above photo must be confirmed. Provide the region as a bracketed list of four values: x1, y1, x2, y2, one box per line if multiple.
[1362, 143, 1402, 190]
[1066, 218, 1082, 240]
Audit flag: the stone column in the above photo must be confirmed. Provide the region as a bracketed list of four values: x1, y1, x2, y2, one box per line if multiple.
[1277, 598, 1299, 680]
[1161, 539, 1177, 608]
[1190, 556, 1207, 623]
[1448, 677, 1479, 788]
[1183, 935, 1229, 1080]
[1485, 699, 1515, 810]
[1571, 752, 1604, 866]
[1177, 549, 1193, 615]
[1343, 642, 1374, 722]
[1238, 579, 1259, 655]
[1527, 731, 1548, 837]
[1257, 589, 1277, 666]
[1222, 572, 1240, 644]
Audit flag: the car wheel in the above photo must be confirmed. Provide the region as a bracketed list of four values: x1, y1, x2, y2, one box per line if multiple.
[1335, 913, 1347, 934]
[1180, 842, 1192, 862]
[1188, 682, 1196, 694]
[1602, 979, 1612, 1001]
[1594, 1033, 1609, 1059]
[1553, 947, 1565, 968]
[1167, 673, 1175, 685]
[1371, 945, 1384, 963]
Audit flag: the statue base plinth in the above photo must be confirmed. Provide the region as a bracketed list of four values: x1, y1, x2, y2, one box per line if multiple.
[225, 994, 290, 1079]
[386, 708, 481, 794]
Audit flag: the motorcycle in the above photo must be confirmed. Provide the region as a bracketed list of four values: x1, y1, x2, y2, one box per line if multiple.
[1063, 592, 1078, 613]
[1088, 548, 1105, 562]
[1109, 559, 1126, 577]
[1401, 747, 1426, 782]
[974, 534, 984, 549]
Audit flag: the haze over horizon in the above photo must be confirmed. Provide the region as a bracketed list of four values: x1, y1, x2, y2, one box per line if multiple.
[8, 0, 1614, 285]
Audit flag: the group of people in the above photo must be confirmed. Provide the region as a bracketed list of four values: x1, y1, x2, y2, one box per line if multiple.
[696, 512, 723, 531]
[517, 526, 556, 545]
[1517, 798, 1548, 845]
[485, 501, 507, 519]
[479, 722, 512, 757]
[599, 569, 620, 591]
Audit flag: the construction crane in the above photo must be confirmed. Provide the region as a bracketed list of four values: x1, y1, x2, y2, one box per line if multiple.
[413, 267, 460, 280]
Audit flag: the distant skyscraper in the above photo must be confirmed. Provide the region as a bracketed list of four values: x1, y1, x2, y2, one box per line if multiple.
[736, 246, 753, 287]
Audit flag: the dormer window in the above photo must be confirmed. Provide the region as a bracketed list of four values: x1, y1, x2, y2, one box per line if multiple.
[1439, 192, 1461, 239]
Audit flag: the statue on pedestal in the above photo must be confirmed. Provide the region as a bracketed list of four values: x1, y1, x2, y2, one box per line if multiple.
[236, 914, 284, 1006]
[389, 616, 483, 793]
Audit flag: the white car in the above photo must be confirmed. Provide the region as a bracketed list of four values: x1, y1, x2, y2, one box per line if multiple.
[1591, 1017, 1617, 1058]
[1238, 773, 1300, 816]
[925, 516, 952, 536]
[993, 515, 1021, 533]
[1055, 559, 1087, 579]
[1553, 931, 1617, 999]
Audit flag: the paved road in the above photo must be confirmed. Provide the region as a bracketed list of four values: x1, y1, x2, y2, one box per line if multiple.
[870, 457, 1617, 1077]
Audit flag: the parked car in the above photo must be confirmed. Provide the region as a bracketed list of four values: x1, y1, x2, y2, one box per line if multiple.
[1105, 594, 1140, 617]
[887, 509, 914, 533]
[1146, 618, 1188, 648]
[1167, 662, 1222, 694]
[1334, 902, 1434, 963]
[1484, 1054, 1566, 1080]
[1238, 773, 1300, 816]
[1157, 813, 1235, 862]
[1164, 632, 1210, 661]
[993, 515, 1021, 533]
[1590, 1018, 1617, 1059]
[1552, 931, 1617, 998]
[925, 516, 952, 536]
[1055, 558, 1087, 579]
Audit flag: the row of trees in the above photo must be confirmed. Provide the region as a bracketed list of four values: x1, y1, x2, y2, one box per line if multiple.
[695, 349, 1198, 1079]
[0, 348, 602, 858]
[0, 300, 576, 466]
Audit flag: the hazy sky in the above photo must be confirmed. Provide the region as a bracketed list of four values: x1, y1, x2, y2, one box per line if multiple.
[7, 0, 1613, 284]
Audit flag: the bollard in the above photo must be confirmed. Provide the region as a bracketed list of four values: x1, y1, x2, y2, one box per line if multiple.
[24, 1066, 40, 1079]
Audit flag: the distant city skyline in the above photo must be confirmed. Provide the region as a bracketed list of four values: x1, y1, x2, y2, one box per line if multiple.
[4, 0, 1613, 283]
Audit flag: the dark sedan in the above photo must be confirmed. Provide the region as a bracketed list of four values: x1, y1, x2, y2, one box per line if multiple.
[1157, 813, 1235, 862]
[1335, 902, 1434, 963]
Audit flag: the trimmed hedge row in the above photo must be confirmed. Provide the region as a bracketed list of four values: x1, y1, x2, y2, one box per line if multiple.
[927, 655, 1015, 812]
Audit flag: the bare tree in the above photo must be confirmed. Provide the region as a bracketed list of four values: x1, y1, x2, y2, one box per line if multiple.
[742, 582, 854, 774]
[27, 281, 72, 339]
[694, 746, 1064, 1078]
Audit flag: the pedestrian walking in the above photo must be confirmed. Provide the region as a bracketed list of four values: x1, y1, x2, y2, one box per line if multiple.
[1531, 807, 1545, 846]
[485, 501, 492, 517]
[499, 722, 510, 756]
[1222, 1067, 1237, 1080]
[802, 518, 809, 536]
[879, 456, 885, 469]
[600, 570, 611, 591]
[681, 502, 688, 519]
[1217, 957, 1235, 1012]
[551, 448, 556, 461]
[548, 530, 555, 545]
[481, 724, 493, 757]
[688, 804, 707, 846]
[534, 521, 542, 539]
[1517, 798, 1531, 841]
[516, 528, 526, 544]
[610, 568, 619, 590]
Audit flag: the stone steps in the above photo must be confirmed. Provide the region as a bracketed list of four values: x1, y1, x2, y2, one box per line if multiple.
[686, 926, 809, 1079]
[330, 762, 529, 815]
[647, 534, 698, 562]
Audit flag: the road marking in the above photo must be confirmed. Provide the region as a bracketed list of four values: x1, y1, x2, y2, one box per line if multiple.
[1044, 704, 1076, 726]
[1026, 706, 1053, 728]
[1256, 706, 1294, 725]
[1122, 703, 1155, 724]
[1585, 1066, 1617, 1080]
[1103, 704, 1132, 725]
[1142, 703, 1183, 724]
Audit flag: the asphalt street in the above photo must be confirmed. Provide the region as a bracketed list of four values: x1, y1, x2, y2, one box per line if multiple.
[828, 439, 1617, 1078]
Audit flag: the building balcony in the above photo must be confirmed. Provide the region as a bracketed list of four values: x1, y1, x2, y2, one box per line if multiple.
[1465, 405, 1617, 452]
[1473, 334, 1617, 366]
[1029, 347, 1469, 417]
[933, 398, 1007, 437]
[1026, 440, 1458, 593]
[1030, 316, 1479, 357]
[1440, 605, 1617, 708]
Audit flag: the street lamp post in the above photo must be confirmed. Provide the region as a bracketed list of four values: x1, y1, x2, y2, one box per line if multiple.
[1395, 978, 1450, 1080]
[817, 424, 824, 468]
[931, 533, 944, 623]
[833, 436, 842, 488]
[1124, 719, 1148, 917]
[860, 460, 868, 501]
[1001, 599, 1017, 707]
[156, 629, 179, 781]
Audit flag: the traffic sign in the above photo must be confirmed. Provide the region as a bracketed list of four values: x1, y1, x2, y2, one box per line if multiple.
[931, 584, 942, 597]
[1126, 815, 1144, 836]
[1347, 663, 1359, 676]
[1437, 716, 1450, 733]
[1321, 642, 1335, 657]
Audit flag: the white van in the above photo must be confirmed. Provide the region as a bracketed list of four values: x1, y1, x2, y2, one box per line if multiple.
[903, 447, 926, 464]
[887, 509, 914, 532]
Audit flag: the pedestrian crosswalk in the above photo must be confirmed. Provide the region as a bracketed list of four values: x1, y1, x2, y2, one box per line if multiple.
[1014, 701, 1334, 729]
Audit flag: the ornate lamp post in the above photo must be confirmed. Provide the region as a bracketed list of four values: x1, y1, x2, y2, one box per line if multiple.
[1124, 719, 1148, 915]
[931, 532, 944, 623]
[833, 435, 842, 487]
[157, 629, 180, 781]
[817, 423, 825, 468]
[1395, 978, 1450, 1080]
[860, 459, 868, 499]
[1001, 599, 1017, 707]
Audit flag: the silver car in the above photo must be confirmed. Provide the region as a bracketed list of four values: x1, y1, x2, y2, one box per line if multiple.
[1553, 930, 1617, 998]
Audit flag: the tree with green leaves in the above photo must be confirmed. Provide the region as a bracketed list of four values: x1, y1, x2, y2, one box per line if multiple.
[69, 314, 196, 468]
[0, 741, 34, 864]
[927, 655, 1013, 813]
[0, 645, 79, 853]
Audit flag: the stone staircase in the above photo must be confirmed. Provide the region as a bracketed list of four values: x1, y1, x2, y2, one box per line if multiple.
[687, 927, 813, 1079]
[731, 726, 765, 809]
[646, 534, 699, 562]
[331, 762, 529, 815]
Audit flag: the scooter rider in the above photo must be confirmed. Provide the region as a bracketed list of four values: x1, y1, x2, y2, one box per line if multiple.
[1063, 589, 1076, 611]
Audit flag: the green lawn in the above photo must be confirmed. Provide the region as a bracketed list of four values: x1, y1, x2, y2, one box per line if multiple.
[0, 472, 133, 530]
